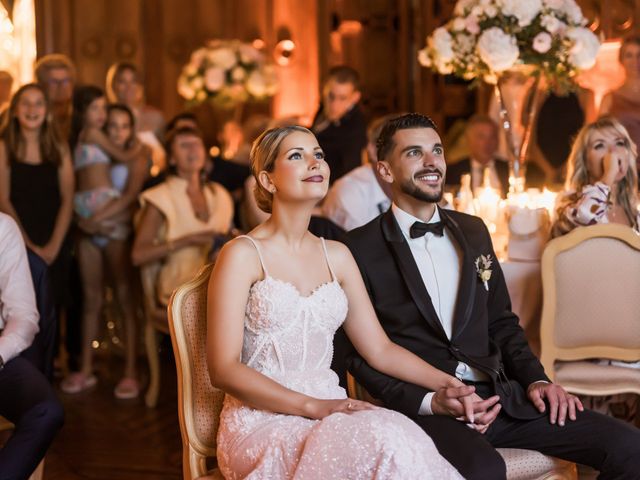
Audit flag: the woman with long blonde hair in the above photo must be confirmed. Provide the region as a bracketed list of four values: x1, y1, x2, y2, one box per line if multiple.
[551, 116, 639, 238]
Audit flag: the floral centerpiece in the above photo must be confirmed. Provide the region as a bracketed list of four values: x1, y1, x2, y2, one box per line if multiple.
[178, 40, 279, 108]
[418, 0, 600, 192]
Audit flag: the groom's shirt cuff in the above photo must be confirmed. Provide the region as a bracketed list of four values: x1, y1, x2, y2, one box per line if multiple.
[419, 392, 435, 415]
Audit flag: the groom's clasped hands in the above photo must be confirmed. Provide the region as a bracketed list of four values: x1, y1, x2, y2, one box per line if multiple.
[431, 382, 501, 434]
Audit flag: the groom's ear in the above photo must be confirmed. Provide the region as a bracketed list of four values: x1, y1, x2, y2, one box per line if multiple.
[376, 160, 394, 185]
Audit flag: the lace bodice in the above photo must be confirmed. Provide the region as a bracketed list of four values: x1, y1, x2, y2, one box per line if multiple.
[240, 236, 348, 397]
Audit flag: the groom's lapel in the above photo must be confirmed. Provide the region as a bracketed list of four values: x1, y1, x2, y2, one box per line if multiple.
[381, 211, 448, 341]
[440, 209, 477, 339]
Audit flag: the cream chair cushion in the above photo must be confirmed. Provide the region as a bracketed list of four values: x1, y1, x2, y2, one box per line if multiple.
[555, 361, 640, 396]
[499, 448, 576, 480]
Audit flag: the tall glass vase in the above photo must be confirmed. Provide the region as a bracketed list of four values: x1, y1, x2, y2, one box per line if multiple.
[494, 66, 542, 194]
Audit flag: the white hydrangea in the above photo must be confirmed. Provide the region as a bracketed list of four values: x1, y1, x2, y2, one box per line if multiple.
[430, 27, 455, 61]
[208, 47, 237, 70]
[561, 0, 586, 25]
[498, 0, 542, 27]
[542, 0, 563, 9]
[566, 27, 600, 69]
[477, 27, 519, 71]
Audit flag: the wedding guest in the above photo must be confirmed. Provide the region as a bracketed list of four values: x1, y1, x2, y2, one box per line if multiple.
[35, 54, 76, 141]
[132, 127, 233, 306]
[600, 34, 640, 173]
[61, 86, 144, 395]
[311, 65, 367, 184]
[67, 104, 148, 399]
[106, 62, 166, 175]
[0, 83, 74, 335]
[0, 213, 64, 479]
[207, 125, 468, 478]
[322, 115, 395, 231]
[345, 113, 640, 479]
[552, 117, 639, 238]
[445, 115, 509, 196]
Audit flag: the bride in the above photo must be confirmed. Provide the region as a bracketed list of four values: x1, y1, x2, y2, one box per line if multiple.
[207, 125, 467, 479]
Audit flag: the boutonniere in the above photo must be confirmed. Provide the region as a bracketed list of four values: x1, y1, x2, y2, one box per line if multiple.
[475, 254, 493, 291]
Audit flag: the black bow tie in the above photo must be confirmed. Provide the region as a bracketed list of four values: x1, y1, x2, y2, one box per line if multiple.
[410, 221, 445, 238]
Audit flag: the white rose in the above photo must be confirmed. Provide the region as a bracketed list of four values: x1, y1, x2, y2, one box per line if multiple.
[477, 27, 519, 72]
[541, 15, 566, 35]
[498, 0, 542, 27]
[184, 63, 198, 77]
[566, 27, 600, 69]
[208, 47, 237, 70]
[533, 32, 553, 53]
[480, 0, 492, 6]
[262, 65, 279, 96]
[246, 70, 267, 97]
[177, 76, 196, 100]
[239, 43, 262, 64]
[465, 15, 480, 34]
[189, 48, 207, 67]
[452, 18, 466, 31]
[231, 66, 246, 82]
[454, 0, 476, 16]
[471, 5, 483, 17]
[191, 77, 204, 91]
[485, 5, 498, 17]
[204, 67, 225, 91]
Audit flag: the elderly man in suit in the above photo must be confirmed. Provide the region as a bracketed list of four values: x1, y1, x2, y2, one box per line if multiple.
[345, 113, 640, 479]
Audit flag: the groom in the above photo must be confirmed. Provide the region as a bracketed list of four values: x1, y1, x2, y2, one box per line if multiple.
[344, 113, 640, 479]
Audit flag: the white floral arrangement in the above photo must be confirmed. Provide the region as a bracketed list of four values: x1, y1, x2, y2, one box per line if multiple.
[418, 0, 600, 90]
[178, 40, 279, 107]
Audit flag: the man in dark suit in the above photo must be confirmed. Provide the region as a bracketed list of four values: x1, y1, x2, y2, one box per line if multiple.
[311, 66, 367, 184]
[446, 114, 510, 196]
[345, 113, 640, 479]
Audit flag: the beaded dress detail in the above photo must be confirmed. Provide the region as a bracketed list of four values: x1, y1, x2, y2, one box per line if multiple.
[217, 236, 462, 479]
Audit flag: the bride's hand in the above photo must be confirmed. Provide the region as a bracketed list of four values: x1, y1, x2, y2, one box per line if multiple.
[304, 398, 380, 420]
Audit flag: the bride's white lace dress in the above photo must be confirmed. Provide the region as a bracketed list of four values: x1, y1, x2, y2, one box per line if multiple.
[217, 236, 462, 479]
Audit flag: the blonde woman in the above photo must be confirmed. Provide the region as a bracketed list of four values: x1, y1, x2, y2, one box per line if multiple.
[207, 125, 480, 478]
[551, 116, 639, 238]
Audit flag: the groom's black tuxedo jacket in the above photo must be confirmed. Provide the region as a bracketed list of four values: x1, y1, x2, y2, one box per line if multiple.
[344, 207, 549, 420]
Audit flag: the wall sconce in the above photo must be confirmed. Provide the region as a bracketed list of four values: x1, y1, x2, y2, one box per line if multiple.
[274, 27, 295, 66]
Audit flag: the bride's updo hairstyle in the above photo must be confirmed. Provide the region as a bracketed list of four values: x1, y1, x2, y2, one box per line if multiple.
[250, 125, 313, 213]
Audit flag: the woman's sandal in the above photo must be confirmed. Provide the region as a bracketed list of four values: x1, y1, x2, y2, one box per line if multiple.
[114, 377, 140, 400]
[60, 372, 97, 394]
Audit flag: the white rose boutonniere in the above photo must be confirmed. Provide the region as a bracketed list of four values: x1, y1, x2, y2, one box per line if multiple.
[475, 254, 493, 291]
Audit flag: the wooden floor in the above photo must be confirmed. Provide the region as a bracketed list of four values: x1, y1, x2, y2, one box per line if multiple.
[44, 349, 183, 480]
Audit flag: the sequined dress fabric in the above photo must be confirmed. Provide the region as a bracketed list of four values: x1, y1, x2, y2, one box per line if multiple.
[216, 236, 462, 479]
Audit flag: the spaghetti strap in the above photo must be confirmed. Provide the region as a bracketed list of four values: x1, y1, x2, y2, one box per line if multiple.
[319, 237, 337, 282]
[237, 235, 269, 276]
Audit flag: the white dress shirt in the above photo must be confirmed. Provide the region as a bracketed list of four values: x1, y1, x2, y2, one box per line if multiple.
[0, 213, 39, 363]
[391, 204, 488, 415]
[322, 164, 391, 231]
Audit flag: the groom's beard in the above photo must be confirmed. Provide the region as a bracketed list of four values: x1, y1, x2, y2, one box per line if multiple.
[400, 175, 444, 203]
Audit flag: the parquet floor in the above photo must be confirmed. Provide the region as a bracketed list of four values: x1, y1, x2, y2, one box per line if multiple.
[44, 350, 182, 480]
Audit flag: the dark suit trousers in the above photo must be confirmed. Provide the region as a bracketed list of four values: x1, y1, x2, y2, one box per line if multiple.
[413, 383, 640, 480]
[0, 357, 64, 480]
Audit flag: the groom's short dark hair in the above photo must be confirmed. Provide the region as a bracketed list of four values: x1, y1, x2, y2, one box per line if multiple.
[376, 113, 438, 162]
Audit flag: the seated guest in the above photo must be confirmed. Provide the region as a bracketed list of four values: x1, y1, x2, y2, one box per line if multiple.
[551, 117, 639, 422]
[311, 66, 367, 184]
[322, 115, 394, 230]
[0, 213, 64, 478]
[345, 113, 640, 479]
[132, 127, 233, 306]
[446, 114, 509, 196]
[552, 117, 639, 238]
